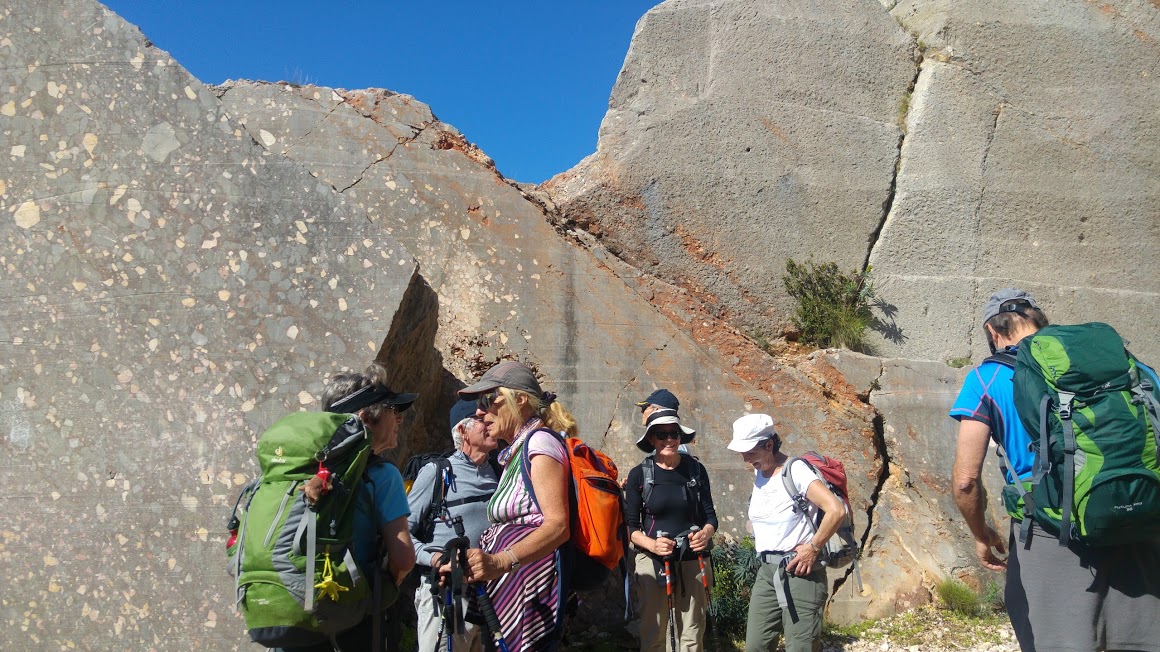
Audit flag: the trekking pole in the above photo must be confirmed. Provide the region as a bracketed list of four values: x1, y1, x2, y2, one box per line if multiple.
[433, 516, 470, 652]
[688, 526, 713, 635]
[657, 530, 678, 652]
[473, 584, 513, 652]
[689, 526, 711, 596]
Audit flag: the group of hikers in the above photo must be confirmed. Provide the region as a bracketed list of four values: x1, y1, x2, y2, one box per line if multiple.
[230, 288, 1160, 652]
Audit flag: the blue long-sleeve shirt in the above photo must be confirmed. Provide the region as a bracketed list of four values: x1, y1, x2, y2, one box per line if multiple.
[406, 450, 498, 567]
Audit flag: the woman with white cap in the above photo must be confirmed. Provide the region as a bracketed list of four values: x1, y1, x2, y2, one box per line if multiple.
[624, 408, 718, 652]
[456, 361, 578, 651]
[727, 413, 844, 652]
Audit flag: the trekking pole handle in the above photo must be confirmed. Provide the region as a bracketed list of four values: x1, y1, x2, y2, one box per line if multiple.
[655, 530, 672, 559]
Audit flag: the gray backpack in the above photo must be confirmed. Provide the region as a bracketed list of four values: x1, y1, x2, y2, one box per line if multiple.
[781, 453, 862, 591]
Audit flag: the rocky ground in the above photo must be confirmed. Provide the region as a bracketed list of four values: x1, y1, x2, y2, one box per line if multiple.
[567, 605, 1019, 652]
[819, 605, 1018, 652]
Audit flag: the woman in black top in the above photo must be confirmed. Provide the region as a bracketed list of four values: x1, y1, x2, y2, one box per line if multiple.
[624, 408, 718, 652]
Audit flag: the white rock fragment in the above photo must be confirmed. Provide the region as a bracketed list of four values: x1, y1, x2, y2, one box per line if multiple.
[14, 200, 40, 228]
[82, 132, 98, 155]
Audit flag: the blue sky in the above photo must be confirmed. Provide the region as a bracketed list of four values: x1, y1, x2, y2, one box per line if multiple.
[101, 1, 659, 183]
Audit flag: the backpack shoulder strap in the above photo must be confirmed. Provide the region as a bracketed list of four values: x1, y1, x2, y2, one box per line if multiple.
[427, 457, 453, 518]
[518, 428, 565, 508]
[780, 457, 815, 513]
[984, 349, 1017, 369]
[640, 456, 656, 507]
[782, 457, 824, 537]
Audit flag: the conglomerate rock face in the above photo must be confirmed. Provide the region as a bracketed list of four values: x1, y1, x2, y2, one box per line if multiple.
[546, 0, 1160, 363]
[1, 0, 1059, 648]
[0, 2, 418, 649]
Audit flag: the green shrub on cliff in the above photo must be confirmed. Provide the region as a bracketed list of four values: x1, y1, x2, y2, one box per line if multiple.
[783, 258, 877, 350]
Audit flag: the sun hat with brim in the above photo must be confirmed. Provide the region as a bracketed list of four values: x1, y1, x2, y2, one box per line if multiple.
[727, 413, 776, 453]
[330, 384, 417, 415]
[634, 388, 680, 411]
[636, 408, 695, 453]
[981, 288, 1040, 325]
[457, 361, 542, 399]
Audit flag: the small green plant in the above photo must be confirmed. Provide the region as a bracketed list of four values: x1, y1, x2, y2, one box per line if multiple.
[708, 537, 759, 645]
[936, 577, 982, 617]
[897, 91, 912, 129]
[981, 579, 1004, 613]
[947, 356, 973, 368]
[746, 328, 777, 356]
[782, 258, 877, 351]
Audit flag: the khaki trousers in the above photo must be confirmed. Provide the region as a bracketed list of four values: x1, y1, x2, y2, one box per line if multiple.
[634, 551, 712, 652]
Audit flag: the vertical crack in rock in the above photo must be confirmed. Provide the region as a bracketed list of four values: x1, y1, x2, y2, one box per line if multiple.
[864, 47, 925, 272]
[834, 362, 890, 594]
[971, 103, 1004, 275]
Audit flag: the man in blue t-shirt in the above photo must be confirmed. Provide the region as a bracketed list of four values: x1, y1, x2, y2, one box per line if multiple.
[279, 365, 416, 652]
[950, 288, 1160, 652]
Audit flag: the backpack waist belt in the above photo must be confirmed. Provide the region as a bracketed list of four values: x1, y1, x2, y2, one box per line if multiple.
[757, 552, 802, 624]
[759, 550, 795, 563]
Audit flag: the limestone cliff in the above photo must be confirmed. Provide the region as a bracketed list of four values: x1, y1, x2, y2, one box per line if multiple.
[546, 0, 1160, 364]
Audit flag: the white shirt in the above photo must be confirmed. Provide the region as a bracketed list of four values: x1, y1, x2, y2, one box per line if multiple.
[749, 460, 822, 553]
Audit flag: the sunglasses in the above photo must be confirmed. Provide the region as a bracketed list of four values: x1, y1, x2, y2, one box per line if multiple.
[476, 389, 500, 411]
[651, 429, 682, 441]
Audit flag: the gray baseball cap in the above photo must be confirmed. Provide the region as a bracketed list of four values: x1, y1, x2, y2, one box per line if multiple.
[457, 361, 542, 399]
[981, 288, 1040, 324]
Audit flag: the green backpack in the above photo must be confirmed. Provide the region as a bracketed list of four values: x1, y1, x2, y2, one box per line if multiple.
[227, 411, 389, 647]
[1006, 322, 1160, 546]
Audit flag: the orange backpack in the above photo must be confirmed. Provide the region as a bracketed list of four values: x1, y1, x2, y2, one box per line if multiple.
[521, 429, 627, 590]
[564, 436, 626, 571]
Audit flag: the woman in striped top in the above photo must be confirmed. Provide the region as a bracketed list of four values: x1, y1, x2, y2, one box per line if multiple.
[458, 361, 576, 651]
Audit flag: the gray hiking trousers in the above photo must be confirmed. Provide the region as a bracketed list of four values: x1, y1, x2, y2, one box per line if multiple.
[745, 555, 826, 652]
[1006, 521, 1160, 651]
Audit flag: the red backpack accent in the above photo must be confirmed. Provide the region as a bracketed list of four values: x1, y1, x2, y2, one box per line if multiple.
[799, 451, 852, 515]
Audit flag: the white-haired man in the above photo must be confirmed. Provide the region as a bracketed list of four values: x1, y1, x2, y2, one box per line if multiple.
[408, 399, 500, 652]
